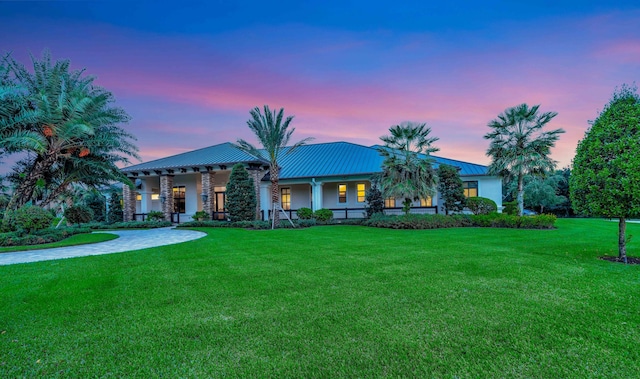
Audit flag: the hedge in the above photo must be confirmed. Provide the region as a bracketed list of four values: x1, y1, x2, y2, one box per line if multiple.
[363, 213, 556, 230]
[0, 227, 92, 247]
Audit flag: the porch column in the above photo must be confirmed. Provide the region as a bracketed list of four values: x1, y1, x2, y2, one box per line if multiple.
[312, 180, 324, 212]
[248, 168, 265, 220]
[259, 183, 270, 220]
[140, 179, 152, 214]
[201, 171, 215, 217]
[122, 184, 137, 222]
[160, 175, 174, 222]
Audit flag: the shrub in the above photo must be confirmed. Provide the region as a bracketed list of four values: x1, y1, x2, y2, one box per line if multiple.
[64, 205, 94, 225]
[466, 197, 497, 215]
[296, 207, 313, 220]
[87, 220, 172, 229]
[520, 214, 557, 229]
[503, 201, 518, 215]
[147, 210, 165, 221]
[361, 213, 555, 230]
[0, 226, 91, 247]
[314, 208, 333, 222]
[12, 205, 54, 233]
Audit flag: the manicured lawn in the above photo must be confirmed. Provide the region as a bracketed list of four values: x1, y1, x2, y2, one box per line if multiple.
[0, 233, 118, 253]
[1, 219, 638, 377]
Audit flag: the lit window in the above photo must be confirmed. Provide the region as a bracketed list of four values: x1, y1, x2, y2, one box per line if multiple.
[357, 183, 366, 203]
[151, 194, 160, 201]
[385, 197, 396, 208]
[338, 184, 347, 203]
[463, 181, 478, 198]
[420, 197, 432, 207]
[136, 194, 142, 201]
[173, 186, 186, 213]
[281, 187, 291, 210]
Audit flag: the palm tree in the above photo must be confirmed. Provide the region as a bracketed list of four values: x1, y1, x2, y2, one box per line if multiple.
[234, 106, 313, 227]
[1, 52, 138, 212]
[378, 122, 439, 214]
[484, 104, 564, 216]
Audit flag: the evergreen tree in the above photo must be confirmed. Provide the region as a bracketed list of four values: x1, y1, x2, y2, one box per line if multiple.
[364, 180, 384, 217]
[436, 164, 466, 215]
[225, 163, 257, 222]
[107, 190, 123, 224]
[84, 191, 106, 222]
[571, 84, 640, 262]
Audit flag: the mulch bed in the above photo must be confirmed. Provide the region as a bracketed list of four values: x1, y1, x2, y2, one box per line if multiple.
[600, 256, 640, 265]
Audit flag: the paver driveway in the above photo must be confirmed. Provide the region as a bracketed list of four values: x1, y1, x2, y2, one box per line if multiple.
[0, 227, 206, 265]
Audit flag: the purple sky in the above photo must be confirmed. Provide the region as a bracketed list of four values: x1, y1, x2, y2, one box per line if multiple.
[1, 1, 639, 170]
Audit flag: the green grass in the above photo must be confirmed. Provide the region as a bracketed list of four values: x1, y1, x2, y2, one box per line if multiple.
[0, 233, 118, 253]
[1, 219, 638, 378]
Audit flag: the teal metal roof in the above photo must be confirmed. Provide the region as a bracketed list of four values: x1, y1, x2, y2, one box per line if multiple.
[122, 142, 266, 172]
[122, 141, 490, 178]
[277, 142, 384, 179]
[369, 145, 488, 176]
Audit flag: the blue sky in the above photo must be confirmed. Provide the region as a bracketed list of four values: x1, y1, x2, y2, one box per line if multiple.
[1, 1, 639, 169]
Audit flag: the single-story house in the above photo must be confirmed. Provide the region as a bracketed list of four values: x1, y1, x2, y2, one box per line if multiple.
[120, 141, 502, 222]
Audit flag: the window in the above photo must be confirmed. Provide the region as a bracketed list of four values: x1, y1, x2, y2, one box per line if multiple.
[136, 194, 142, 201]
[281, 187, 291, 210]
[463, 181, 478, 198]
[173, 186, 186, 213]
[420, 197, 432, 207]
[385, 197, 396, 208]
[338, 184, 347, 203]
[357, 183, 366, 203]
[151, 194, 160, 201]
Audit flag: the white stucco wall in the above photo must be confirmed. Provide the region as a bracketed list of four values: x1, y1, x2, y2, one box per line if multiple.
[463, 175, 503, 212]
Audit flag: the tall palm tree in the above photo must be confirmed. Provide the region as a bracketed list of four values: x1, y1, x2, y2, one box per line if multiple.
[484, 103, 564, 216]
[234, 106, 313, 227]
[378, 122, 439, 214]
[1, 52, 138, 212]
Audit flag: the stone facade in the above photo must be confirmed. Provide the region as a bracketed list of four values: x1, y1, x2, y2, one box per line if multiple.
[122, 184, 137, 222]
[200, 171, 215, 217]
[160, 175, 174, 221]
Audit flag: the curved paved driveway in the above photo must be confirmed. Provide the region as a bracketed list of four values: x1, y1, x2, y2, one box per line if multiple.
[0, 227, 206, 266]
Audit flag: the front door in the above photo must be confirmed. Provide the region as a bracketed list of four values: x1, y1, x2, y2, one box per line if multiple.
[214, 192, 226, 220]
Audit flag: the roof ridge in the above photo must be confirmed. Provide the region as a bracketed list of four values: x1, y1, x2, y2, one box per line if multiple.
[122, 142, 265, 169]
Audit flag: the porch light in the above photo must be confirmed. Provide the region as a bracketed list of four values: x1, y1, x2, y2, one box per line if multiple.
[201, 193, 208, 203]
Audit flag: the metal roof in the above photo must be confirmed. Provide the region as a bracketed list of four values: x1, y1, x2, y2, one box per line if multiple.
[122, 141, 490, 178]
[122, 142, 266, 172]
[369, 145, 488, 176]
[277, 142, 386, 179]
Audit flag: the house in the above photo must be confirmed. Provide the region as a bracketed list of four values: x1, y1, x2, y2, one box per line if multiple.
[120, 141, 502, 222]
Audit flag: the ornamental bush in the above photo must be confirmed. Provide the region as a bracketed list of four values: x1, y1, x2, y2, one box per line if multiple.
[502, 201, 518, 215]
[12, 205, 54, 233]
[146, 210, 165, 221]
[313, 208, 333, 222]
[296, 207, 313, 220]
[0, 226, 91, 247]
[64, 205, 94, 225]
[466, 197, 497, 215]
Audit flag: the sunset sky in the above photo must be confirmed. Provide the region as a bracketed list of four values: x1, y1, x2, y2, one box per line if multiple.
[1, 1, 639, 169]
